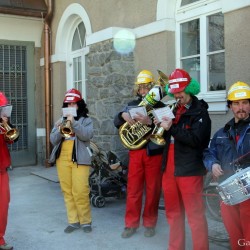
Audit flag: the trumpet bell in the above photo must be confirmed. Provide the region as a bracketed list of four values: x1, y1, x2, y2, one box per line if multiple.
[0, 122, 19, 141]
[5, 128, 19, 141]
[60, 120, 73, 138]
[150, 127, 166, 146]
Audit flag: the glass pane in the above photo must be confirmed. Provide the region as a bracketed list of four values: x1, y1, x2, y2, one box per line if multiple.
[72, 22, 86, 51]
[208, 53, 225, 91]
[181, 19, 200, 57]
[208, 13, 224, 52]
[182, 57, 200, 82]
[73, 57, 82, 92]
[181, 0, 200, 6]
[78, 22, 86, 47]
[72, 29, 81, 51]
[73, 57, 81, 81]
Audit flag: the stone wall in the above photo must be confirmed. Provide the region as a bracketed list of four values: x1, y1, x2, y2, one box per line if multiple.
[86, 39, 135, 166]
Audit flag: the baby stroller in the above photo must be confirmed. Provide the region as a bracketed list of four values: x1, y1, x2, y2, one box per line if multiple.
[89, 142, 127, 208]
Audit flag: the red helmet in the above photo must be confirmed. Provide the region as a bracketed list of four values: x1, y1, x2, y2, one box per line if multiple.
[63, 88, 82, 103]
[168, 69, 191, 94]
[0, 92, 8, 107]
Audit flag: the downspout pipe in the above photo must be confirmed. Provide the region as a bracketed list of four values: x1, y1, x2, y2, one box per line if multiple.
[44, 0, 53, 167]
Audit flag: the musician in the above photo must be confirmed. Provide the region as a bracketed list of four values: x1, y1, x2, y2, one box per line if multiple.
[50, 88, 93, 233]
[203, 81, 250, 250]
[0, 92, 19, 250]
[114, 70, 164, 238]
[157, 68, 211, 250]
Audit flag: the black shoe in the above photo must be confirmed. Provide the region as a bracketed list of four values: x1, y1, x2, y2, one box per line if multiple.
[64, 223, 80, 233]
[121, 227, 137, 238]
[0, 243, 13, 250]
[82, 224, 92, 233]
[144, 227, 155, 237]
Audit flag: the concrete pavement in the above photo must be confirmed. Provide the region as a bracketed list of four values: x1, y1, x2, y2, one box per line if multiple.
[5, 165, 230, 250]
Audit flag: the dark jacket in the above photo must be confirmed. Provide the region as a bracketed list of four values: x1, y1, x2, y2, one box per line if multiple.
[162, 96, 211, 176]
[114, 97, 165, 155]
[203, 116, 250, 183]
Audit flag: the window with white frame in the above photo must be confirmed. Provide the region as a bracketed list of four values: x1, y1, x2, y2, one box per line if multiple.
[70, 22, 86, 93]
[176, 0, 226, 112]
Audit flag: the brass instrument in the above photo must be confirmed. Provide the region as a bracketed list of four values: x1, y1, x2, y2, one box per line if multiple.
[118, 70, 168, 150]
[150, 99, 180, 146]
[0, 122, 19, 141]
[60, 120, 73, 138]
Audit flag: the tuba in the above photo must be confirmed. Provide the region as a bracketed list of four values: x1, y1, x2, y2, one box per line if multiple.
[60, 120, 73, 138]
[118, 70, 168, 150]
[0, 121, 19, 141]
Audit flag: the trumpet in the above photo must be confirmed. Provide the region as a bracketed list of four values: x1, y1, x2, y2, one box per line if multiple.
[0, 122, 19, 141]
[150, 99, 180, 146]
[59, 120, 73, 138]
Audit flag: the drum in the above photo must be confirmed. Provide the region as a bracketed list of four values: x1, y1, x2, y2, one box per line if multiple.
[217, 167, 250, 205]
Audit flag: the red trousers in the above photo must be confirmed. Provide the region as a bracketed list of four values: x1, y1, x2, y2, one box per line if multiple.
[221, 199, 250, 250]
[162, 144, 208, 250]
[125, 148, 163, 228]
[0, 171, 10, 245]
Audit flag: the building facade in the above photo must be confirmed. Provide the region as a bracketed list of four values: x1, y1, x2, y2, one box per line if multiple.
[0, 0, 250, 166]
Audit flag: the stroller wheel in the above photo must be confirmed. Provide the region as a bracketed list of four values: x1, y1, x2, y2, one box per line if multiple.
[94, 196, 105, 208]
[91, 195, 97, 207]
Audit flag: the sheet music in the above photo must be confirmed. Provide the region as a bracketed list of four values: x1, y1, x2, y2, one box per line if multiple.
[62, 107, 77, 117]
[128, 106, 147, 119]
[153, 106, 175, 122]
[0, 105, 12, 117]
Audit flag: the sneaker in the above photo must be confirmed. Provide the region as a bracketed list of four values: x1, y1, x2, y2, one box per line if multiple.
[121, 227, 137, 238]
[64, 222, 80, 233]
[82, 225, 92, 233]
[0, 243, 13, 250]
[144, 227, 155, 237]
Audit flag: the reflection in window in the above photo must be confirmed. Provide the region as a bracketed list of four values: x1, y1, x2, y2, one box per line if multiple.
[208, 13, 224, 52]
[72, 22, 86, 51]
[181, 20, 200, 57]
[182, 57, 200, 82]
[208, 13, 225, 91]
[181, 0, 200, 6]
[180, 19, 200, 82]
[208, 53, 225, 91]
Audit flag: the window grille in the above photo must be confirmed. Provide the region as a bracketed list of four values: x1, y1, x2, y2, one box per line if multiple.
[0, 44, 27, 151]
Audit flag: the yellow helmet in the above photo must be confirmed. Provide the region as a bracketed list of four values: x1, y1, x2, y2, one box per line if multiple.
[135, 70, 154, 85]
[227, 81, 250, 101]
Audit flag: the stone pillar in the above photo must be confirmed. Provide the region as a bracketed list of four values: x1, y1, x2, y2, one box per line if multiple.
[86, 39, 135, 166]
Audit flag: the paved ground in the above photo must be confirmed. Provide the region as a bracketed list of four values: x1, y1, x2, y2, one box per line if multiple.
[5, 165, 230, 250]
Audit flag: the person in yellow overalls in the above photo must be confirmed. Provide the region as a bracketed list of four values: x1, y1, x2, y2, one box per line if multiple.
[50, 88, 93, 233]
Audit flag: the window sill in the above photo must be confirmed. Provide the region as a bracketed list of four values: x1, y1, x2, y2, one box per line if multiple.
[197, 91, 228, 113]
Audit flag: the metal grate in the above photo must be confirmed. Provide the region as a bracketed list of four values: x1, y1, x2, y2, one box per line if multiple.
[0, 44, 28, 151]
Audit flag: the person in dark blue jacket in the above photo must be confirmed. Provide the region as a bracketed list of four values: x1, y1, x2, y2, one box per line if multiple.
[157, 68, 211, 250]
[203, 81, 250, 250]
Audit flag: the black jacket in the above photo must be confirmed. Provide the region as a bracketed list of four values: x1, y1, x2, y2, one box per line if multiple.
[162, 96, 211, 176]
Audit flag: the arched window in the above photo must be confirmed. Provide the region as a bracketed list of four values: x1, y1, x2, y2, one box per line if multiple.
[70, 22, 86, 94]
[176, 0, 226, 111]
